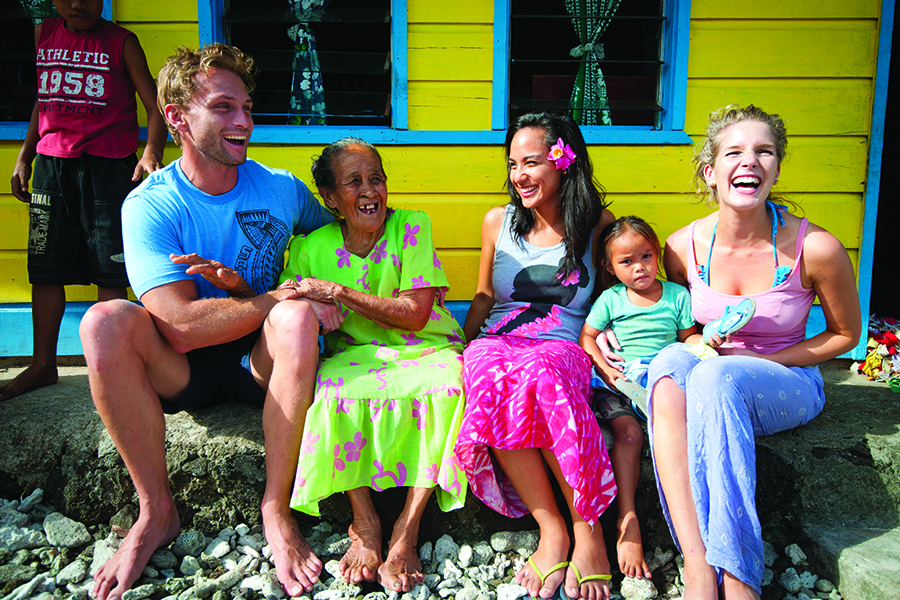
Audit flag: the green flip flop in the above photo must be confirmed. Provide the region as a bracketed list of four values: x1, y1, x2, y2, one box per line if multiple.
[526, 556, 569, 598]
[559, 563, 612, 600]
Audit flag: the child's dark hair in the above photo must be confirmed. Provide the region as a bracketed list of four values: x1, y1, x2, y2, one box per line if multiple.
[599, 216, 661, 289]
[504, 111, 608, 281]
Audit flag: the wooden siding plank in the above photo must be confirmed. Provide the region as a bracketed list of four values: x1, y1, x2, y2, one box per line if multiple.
[118, 23, 199, 73]
[686, 79, 872, 136]
[436, 249, 481, 301]
[408, 24, 493, 81]
[408, 82, 492, 130]
[409, 1, 493, 24]
[688, 20, 877, 78]
[114, 3, 197, 22]
[389, 194, 506, 248]
[691, 0, 879, 19]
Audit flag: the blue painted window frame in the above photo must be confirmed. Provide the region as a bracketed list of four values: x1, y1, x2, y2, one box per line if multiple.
[493, 0, 691, 144]
[0, 0, 691, 145]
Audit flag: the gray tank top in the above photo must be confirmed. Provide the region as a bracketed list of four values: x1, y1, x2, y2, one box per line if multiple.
[479, 205, 596, 342]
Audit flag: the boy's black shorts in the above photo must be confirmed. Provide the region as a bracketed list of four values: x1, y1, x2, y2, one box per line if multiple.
[28, 153, 137, 288]
[158, 330, 268, 414]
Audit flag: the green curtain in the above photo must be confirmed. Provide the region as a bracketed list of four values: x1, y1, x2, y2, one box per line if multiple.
[564, 0, 621, 125]
[20, 0, 58, 25]
[286, 0, 328, 125]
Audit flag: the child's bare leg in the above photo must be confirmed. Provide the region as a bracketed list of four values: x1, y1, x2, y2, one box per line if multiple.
[493, 448, 570, 599]
[98, 287, 128, 302]
[609, 415, 651, 578]
[341, 487, 383, 584]
[541, 450, 610, 600]
[0, 285, 64, 401]
[379, 487, 432, 592]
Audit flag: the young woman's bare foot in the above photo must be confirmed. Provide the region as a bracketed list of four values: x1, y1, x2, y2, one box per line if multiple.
[341, 519, 383, 584]
[721, 571, 761, 600]
[261, 502, 322, 596]
[0, 363, 58, 401]
[681, 556, 719, 600]
[92, 498, 180, 600]
[564, 523, 611, 600]
[378, 537, 424, 592]
[515, 526, 569, 599]
[616, 512, 651, 579]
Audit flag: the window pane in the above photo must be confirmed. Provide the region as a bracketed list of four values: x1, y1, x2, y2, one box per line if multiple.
[225, 0, 391, 126]
[0, 0, 58, 122]
[510, 0, 663, 127]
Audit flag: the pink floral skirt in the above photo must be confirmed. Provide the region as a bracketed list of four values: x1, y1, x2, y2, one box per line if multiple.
[455, 335, 617, 525]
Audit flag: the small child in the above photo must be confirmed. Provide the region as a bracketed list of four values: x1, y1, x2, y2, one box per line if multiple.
[3, 0, 167, 401]
[579, 216, 700, 579]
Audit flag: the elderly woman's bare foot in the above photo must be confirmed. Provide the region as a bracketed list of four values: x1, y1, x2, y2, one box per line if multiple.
[341, 519, 383, 584]
[261, 502, 322, 596]
[92, 499, 180, 600]
[378, 537, 424, 592]
[616, 512, 651, 579]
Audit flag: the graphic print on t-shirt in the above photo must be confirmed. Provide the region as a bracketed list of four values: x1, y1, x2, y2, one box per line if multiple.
[235, 210, 290, 294]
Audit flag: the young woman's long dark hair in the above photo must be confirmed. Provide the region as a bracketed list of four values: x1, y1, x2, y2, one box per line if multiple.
[504, 111, 608, 280]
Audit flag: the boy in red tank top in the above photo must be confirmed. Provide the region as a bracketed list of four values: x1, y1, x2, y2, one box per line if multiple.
[4, 0, 167, 401]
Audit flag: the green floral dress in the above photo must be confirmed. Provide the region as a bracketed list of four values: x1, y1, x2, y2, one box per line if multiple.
[280, 209, 467, 515]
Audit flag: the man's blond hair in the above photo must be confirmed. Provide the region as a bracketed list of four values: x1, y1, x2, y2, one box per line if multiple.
[157, 43, 255, 145]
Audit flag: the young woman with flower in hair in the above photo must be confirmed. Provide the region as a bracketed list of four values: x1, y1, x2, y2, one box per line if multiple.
[454, 112, 617, 600]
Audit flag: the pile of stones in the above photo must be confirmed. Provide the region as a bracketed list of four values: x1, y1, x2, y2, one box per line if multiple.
[1, 490, 845, 600]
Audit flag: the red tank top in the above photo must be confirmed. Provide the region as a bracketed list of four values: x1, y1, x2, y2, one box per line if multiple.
[35, 19, 138, 158]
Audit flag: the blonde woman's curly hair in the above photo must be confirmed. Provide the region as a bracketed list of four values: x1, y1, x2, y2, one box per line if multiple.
[157, 43, 256, 146]
[692, 104, 788, 206]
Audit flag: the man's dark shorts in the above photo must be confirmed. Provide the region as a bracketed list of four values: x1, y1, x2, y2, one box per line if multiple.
[28, 153, 136, 288]
[159, 330, 267, 414]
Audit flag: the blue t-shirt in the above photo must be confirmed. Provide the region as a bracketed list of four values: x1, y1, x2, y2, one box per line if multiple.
[122, 158, 333, 299]
[585, 280, 694, 362]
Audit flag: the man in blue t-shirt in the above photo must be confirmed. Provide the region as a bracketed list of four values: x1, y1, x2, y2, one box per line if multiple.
[79, 44, 337, 600]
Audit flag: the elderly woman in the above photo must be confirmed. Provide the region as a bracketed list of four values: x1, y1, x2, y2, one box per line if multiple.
[646, 106, 861, 599]
[277, 138, 467, 592]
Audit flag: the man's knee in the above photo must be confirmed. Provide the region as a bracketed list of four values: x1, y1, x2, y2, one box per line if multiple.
[80, 299, 145, 349]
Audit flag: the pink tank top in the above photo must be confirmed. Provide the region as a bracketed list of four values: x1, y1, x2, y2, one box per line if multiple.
[35, 19, 138, 158]
[687, 218, 815, 355]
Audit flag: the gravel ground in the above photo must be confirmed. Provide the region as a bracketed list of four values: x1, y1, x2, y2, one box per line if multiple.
[0, 489, 846, 600]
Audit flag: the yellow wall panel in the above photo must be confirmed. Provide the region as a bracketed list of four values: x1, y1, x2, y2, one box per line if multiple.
[409, 1, 493, 24]
[389, 194, 507, 248]
[691, 0, 879, 19]
[408, 82, 492, 130]
[0, 255, 29, 303]
[437, 249, 481, 301]
[0, 201, 28, 250]
[114, 0, 197, 22]
[121, 23, 199, 74]
[688, 21, 877, 79]
[408, 25, 493, 81]
[686, 79, 872, 136]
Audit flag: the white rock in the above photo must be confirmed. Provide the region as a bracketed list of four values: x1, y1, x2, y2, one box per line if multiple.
[203, 537, 232, 559]
[90, 533, 121, 576]
[18, 489, 44, 513]
[495, 583, 528, 600]
[419, 541, 434, 563]
[43, 512, 92, 548]
[0, 524, 47, 551]
[785, 544, 808, 565]
[815, 579, 835, 593]
[780, 568, 801, 594]
[458, 544, 474, 568]
[5, 574, 47, 600]
[620, 576, 658, 600]
[763, 541, 778, 567]
[423, 573, 442, 589]
[262, 571, 287, 598]
[122, 582, 158, 600]
[238, 533, 265, 552]
[798, 570, 818, 590]
[434, 534, 460, 564]
[761, 568, 773, 587]
[235, 523, 250, 536]
[324, 559, 343, 579]
[472, 543, 494, 567]
[240, 574, 264, 591]
[180, 555, 202, 577]
[56, 559, 89, 585]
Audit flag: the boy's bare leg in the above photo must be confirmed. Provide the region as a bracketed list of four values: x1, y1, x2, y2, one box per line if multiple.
[0, 284, 65, 401]
[379, 486, 432, 592]
[251, 300, 323, 596]
[97, 286, 128, 302]
[609, 415, 651, 579]
[342, 488, 383, 584]
[80, 300, 187, 600]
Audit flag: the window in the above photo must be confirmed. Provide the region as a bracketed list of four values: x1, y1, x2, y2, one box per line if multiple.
[493, 0, 691, 144]
[223, 0, 391, 126]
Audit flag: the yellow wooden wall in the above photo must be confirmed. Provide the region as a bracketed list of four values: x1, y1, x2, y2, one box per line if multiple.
[0, 0, 882, 305]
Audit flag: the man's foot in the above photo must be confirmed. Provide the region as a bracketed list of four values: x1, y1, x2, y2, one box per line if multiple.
[341, 519, 383, 584]
[92, 501, 180, 600]
[261, 503, 322, 596]
[616, 512, 651, 579]
[515, 528, 569, 599]
[563, 524, 611, 600]
[378, 535, 424, 591]
[0, 363, 58, 401]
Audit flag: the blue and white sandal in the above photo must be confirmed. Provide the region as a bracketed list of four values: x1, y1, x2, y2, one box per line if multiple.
[702, 297, 756, 345]
[614, 378, 649, 421]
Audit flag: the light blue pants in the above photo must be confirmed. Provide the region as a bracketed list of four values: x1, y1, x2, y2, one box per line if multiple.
[647, 343, 825, 592]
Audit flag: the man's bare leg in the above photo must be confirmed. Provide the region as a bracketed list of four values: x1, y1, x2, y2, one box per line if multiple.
[342, 488, 383, 584]
[251, 300, 323, 596]
[379, 487, 432, 592]
[80, 300, 189, 600]
[0, 285, 65, 401]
